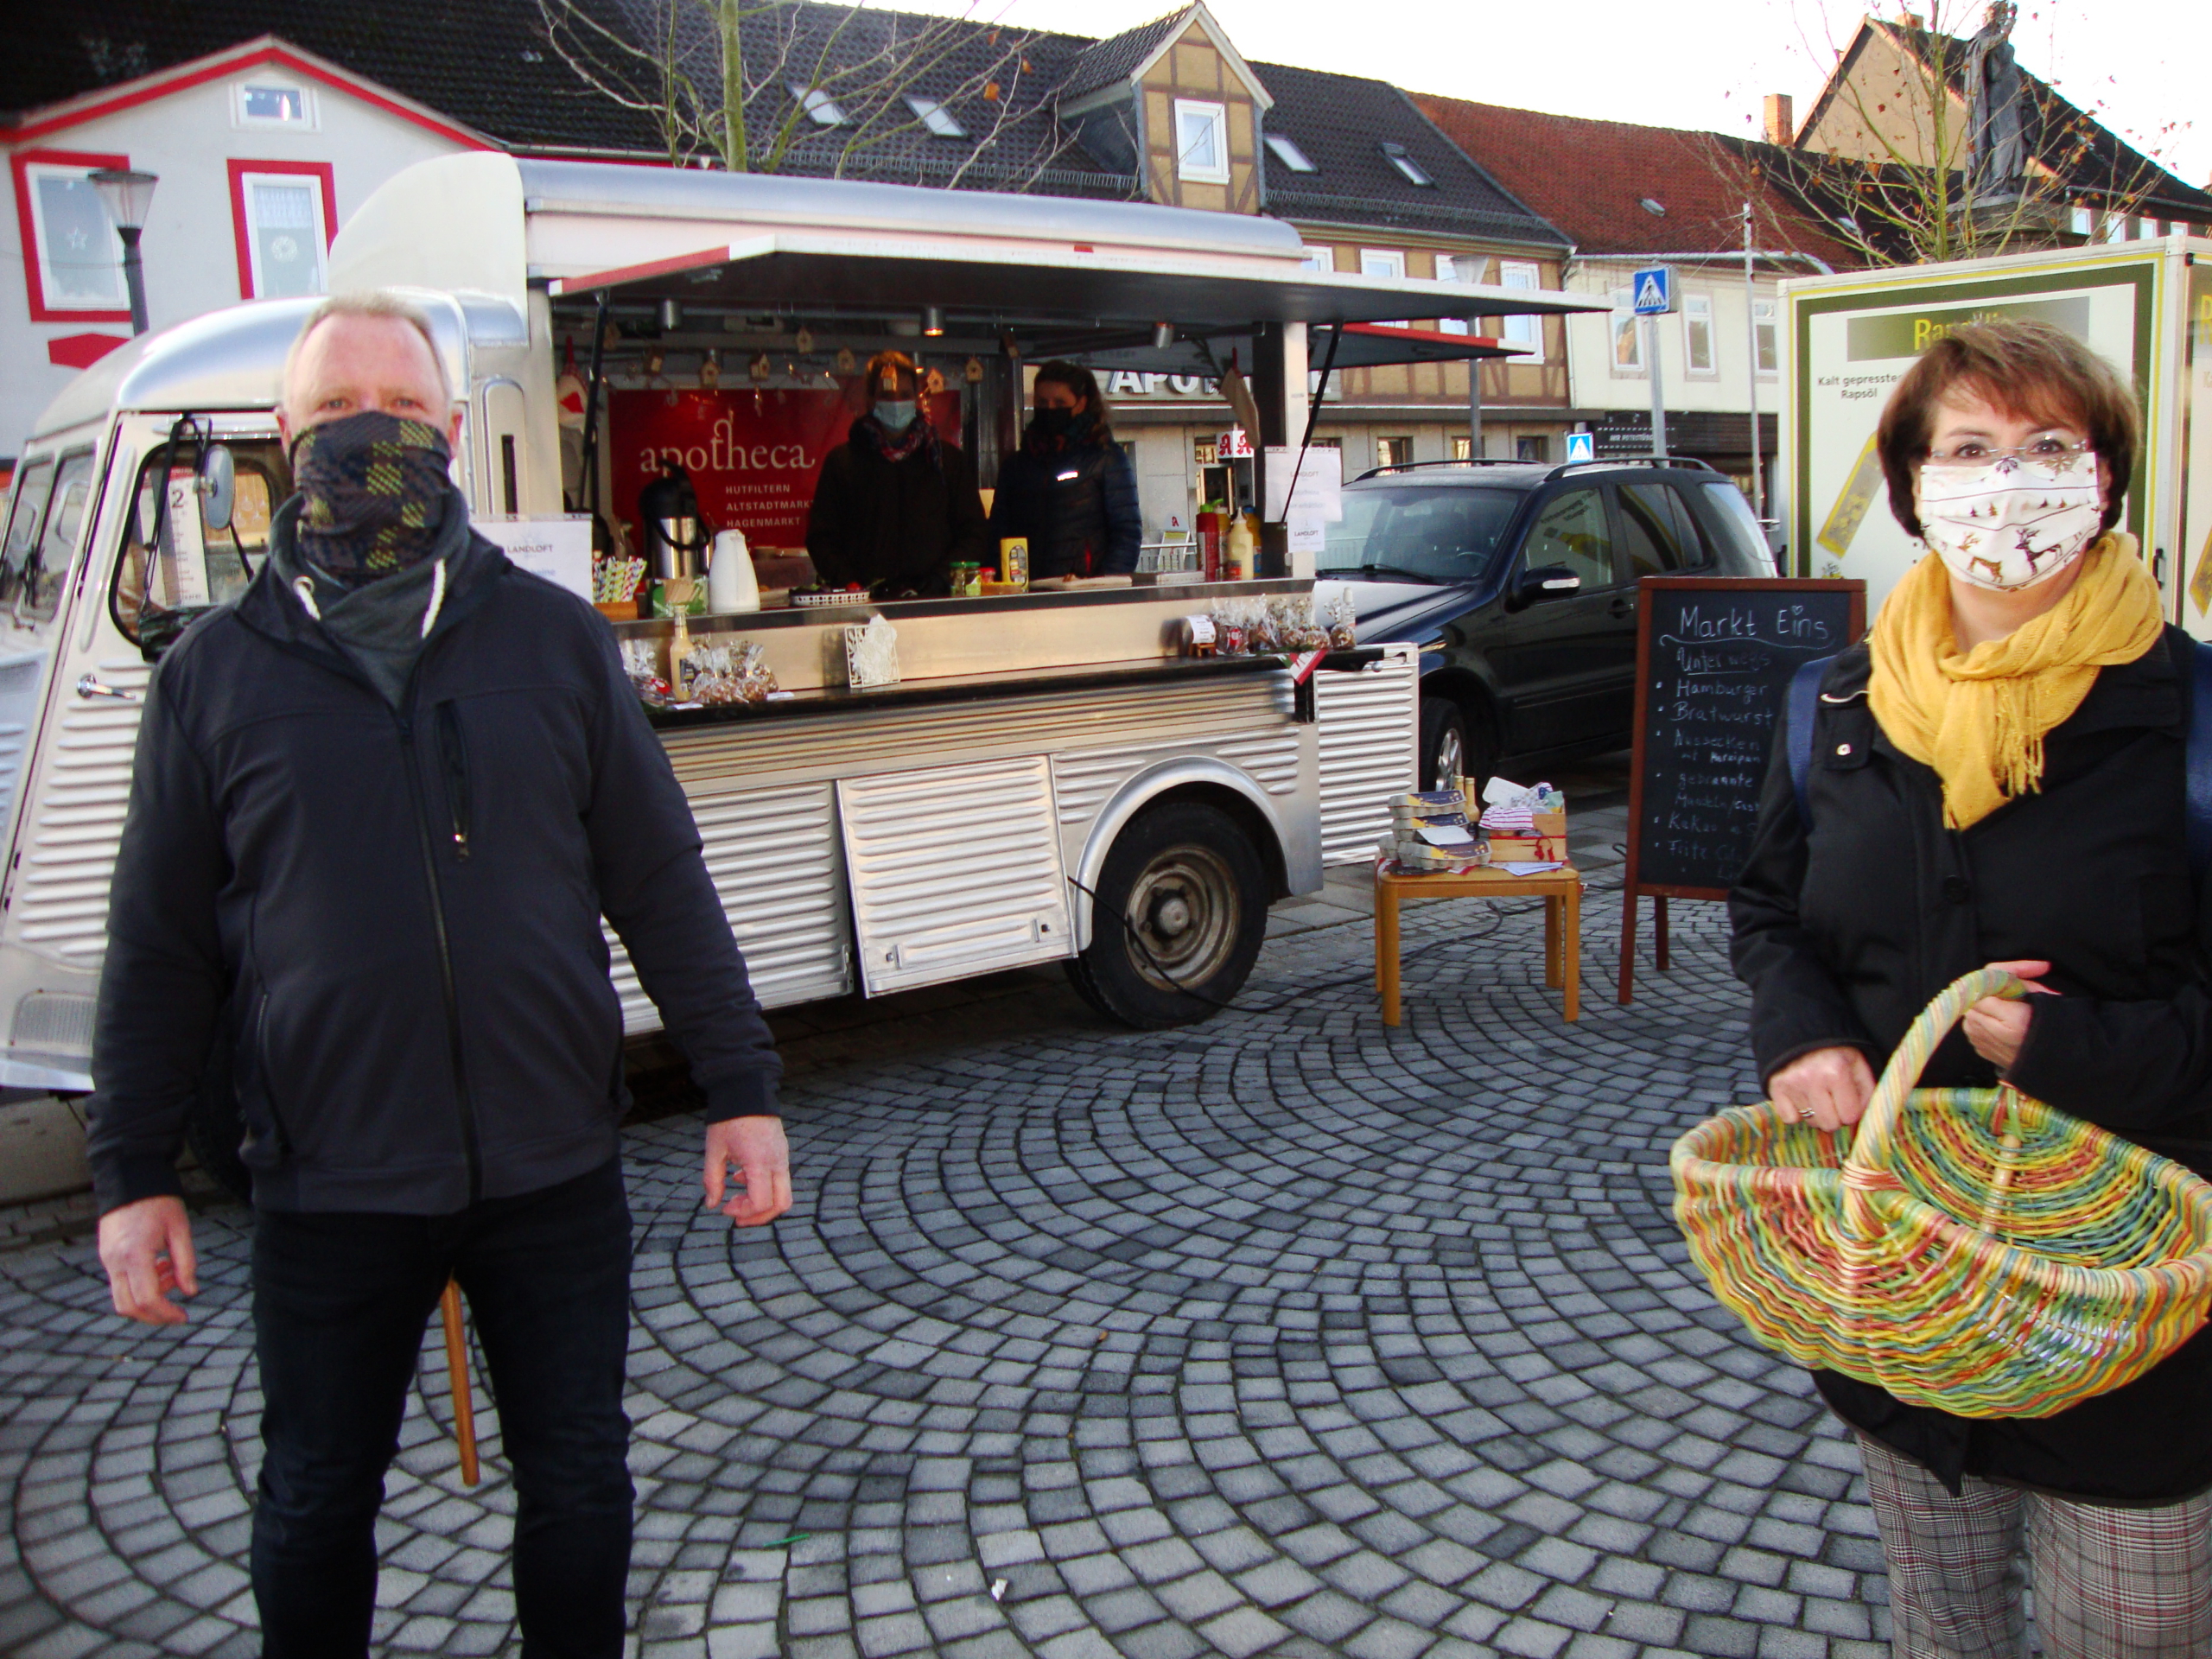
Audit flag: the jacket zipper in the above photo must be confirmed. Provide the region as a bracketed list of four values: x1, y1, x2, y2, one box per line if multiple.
[437, 702, 472, 861]
[398, 697, 483, 1204]
[251, 989, 294, 1156]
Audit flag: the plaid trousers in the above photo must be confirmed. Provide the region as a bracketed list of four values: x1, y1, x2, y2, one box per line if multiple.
[1858, 1433, 2212, 1659]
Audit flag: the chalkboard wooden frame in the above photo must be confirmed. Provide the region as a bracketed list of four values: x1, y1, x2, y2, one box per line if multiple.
[1617, 575, 1865, 1003]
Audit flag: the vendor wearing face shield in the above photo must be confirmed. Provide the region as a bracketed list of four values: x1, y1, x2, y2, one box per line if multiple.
[806, 351, 990, 596]
[988, 362, 1141, 579]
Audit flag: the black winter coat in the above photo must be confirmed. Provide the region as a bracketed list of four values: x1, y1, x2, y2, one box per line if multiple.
[988, 440, 1141, 578]
[1730, 627, 2212, 1503]
[805, 429, 990, 594]
[85, 542, 783, 1217]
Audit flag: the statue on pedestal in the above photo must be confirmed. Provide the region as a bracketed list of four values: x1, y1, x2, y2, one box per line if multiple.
[1963, 0, 2029, 202]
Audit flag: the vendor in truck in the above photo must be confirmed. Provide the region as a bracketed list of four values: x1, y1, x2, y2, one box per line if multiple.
[805, 350, 989, 596]
[988, 361, 1141, 579]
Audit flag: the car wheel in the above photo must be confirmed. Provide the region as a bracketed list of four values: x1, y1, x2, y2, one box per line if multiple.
[1419, 698, 1466, 791]
[1065, 801, 1268, 1028]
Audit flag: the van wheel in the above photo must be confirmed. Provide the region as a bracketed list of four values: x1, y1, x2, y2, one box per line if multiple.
[1066, 802, 1268, 1028]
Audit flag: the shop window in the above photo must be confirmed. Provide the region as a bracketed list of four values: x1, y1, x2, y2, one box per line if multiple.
[1609, 288, 1643, 375]
[1523, 487, 1614, 590]
[1451, 435, 1471, 461]
[229, 162, 334, 300]
[1498, 261, 1542, 358]
[11, 151, 130, 321]
[1683, 293, 1716, 377]
[1376, 435, 1414, 470]
[1173, 100, 1229, 185]
[904, 96, 964, 138]
[1516, 435, 1549, 463]
[1265, 134, 1317, 174]
[1754, 298, 1778, 376]
[235, 79, 315, 130]
[1192, 437, 1218, 467]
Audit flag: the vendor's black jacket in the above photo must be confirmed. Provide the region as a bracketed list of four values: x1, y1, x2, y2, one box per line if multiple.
[1730, 626, 2212, 1503]
[805, 428, 989, 594]
[988, 439, 1141, 579]
[84, 534, 783, 1217]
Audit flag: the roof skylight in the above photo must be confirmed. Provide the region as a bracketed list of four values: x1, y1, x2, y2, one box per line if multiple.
[789, 84, 849, 127]
[906, 95, 965, 138]
[1265, 133, 1318, 174]
[1381, 143, 1433, 188]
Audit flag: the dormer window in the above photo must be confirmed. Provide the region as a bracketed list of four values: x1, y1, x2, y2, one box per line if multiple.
[906, 95, 965, 138]
[790, 84, 849, 127]
[1173, 99, 1230, 185]
[235, 79, 315, 130]
[1381, 143, 1433, 188]
[1265, 134, 1317, 175]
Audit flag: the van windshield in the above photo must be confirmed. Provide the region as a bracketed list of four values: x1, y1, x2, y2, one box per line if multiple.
[113, 437, 288, 645]
[1318, 486, 1522, 586]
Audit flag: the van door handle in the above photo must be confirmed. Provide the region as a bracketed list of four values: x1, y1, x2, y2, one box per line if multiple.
[75, 676, 139, 703]
[1608, 595, 1635, 617]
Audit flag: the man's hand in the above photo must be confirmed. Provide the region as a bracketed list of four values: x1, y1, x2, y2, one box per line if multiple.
[97, 1196, 198, 1325]
[1769, 1046, 1878, 1134]
[704, 1116, 791, 1227]
[1963, 958, 2056, 1072]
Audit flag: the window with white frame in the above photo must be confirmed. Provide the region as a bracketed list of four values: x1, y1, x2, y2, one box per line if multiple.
[238, 170, 329, 299]
[1301, 245, 1337, 273]
[1610, 288, 1644, 374]
[1498, 260, 1542, 358]
[1753, 298, 1777, 376]
[1359, 249, 1406, 279]
[235, 79, 315, 130]
[1436, 252, 1484, 335]
[22, 162, 125, 313]
[904, 95, 964, 138]
[1682, 292, 1716, 376]
[1173, 100, 1230, 184]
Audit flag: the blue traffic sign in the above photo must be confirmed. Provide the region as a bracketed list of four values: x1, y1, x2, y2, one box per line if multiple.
[1631, 265, 1676, 316]
[1565, 430, 1595, 463]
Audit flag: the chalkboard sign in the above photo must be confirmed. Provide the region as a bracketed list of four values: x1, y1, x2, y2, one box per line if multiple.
[1618, 576, 1864, 1001]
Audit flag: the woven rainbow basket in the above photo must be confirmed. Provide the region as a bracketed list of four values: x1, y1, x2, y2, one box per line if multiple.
[1672, 968, 2212, 1418]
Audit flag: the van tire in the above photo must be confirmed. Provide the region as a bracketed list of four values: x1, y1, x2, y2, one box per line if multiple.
[1065, 802, 1268, 1028]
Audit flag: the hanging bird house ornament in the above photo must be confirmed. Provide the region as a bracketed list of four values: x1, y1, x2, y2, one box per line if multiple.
[924, 367, 947, 396]
[964, 356, 985, 385]
[698, 350, 721, 389]
[749, 352, 772, 383]
[835, 346, 857, 374]
[795, 327, 815, 355]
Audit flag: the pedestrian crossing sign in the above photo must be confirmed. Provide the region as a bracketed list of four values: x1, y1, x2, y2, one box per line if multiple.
[1631, 266, 1676, 315]
[1566, 430, 1595, 463]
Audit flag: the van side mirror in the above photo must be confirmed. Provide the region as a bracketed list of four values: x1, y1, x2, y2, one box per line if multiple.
[1505, 564, 1582, 612]
[199, 443, 236, 533]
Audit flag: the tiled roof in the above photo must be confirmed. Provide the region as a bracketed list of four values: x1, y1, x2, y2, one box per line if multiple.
[1413, 93, 1861, 267]
[1863, 19, 2212, 223]
[1058, 10, 1189, 104]
[1257, 65, 1563, 245]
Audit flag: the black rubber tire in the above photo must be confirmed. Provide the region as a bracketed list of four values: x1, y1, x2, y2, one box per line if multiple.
[1418, 698, 1466, 791]
[1065, 801, 1268, 1028]
[181, 1031, 252, 1205]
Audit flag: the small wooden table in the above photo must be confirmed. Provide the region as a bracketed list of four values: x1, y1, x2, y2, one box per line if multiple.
[1375, 862, 1582, 1027]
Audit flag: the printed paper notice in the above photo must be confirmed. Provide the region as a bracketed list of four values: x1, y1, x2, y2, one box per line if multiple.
[474, 515, 593, 601]
[1263, 445, 1343, 523]
[163, 468, 212, 608]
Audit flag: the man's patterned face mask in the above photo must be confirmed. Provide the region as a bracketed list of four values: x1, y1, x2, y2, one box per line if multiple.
[290, 410, 452, 584]
[1916, 446, 2103, 593]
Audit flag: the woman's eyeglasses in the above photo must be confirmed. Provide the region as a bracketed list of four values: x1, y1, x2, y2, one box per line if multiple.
[1922, 439, 2094, 474]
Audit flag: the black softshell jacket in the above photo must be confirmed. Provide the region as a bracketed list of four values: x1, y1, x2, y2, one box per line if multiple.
[85, 545, 783, 1216]
[804, 431, 989, 594]
[1730, 626, 2212, 1503]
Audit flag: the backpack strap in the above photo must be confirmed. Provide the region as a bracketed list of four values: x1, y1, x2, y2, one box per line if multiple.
[1784, 655, 1834, 832]
[2188, 639, 2212, 880]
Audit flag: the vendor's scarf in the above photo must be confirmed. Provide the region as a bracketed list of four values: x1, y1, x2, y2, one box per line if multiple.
[855, 408, 938, 467]
[1868, 532, 2164, 830]
[1023, 408, 1100, 458]
[289, 410, 453, 586]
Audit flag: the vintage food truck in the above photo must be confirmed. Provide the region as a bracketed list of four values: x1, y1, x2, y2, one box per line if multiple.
[0, 153, 1602, 1121]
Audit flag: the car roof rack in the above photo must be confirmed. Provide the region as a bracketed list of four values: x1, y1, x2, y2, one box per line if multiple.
[1541, 455, 1723, 482]
[1351, 457, 1540, 482]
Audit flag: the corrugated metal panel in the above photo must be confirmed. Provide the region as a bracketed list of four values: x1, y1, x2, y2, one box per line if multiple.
[1051, 730, 1300, 825]
[1315, 649, 1419, 864]
[662, 671, 1294, 790]
[6, 657, 149, 966]
[607, 780, 849, 1029]
[840, 756, 1072, 996]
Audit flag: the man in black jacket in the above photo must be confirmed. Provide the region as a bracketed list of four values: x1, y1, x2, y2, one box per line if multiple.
[88, 292, 790, 1658]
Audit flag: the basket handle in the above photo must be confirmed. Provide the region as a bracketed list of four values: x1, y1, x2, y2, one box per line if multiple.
[1843, 966, 2027, 1183]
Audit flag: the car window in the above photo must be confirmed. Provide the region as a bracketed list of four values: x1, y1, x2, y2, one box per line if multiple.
[15, 450, 95, 628]
[1319, 485, 1522, 585]
[1522, 487, 1615, 590]
[0, 458, 56, 606]
[112, 437, 287, 642]
[1618, 482, 1691, 578]
[1695, 480, 1775, 574]
[1665, 486, 1713, 568]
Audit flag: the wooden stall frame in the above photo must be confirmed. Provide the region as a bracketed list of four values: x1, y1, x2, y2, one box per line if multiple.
[1618, 576, 1866, 1003]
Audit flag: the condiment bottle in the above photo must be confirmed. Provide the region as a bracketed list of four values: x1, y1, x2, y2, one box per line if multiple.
[1224, 517, 1255, 582]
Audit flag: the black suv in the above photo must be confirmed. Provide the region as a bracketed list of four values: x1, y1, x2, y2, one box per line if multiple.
[1319, 457, 1776, 787]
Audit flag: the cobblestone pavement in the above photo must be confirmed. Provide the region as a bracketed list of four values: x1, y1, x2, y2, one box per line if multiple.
[0, 764, 1899, 1659]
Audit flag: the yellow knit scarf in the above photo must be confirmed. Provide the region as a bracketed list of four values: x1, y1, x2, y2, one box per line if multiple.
[1867, 534, 2164, 830]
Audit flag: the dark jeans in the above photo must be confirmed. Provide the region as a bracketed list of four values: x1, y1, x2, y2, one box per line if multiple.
[250, 1157, 633, 1658]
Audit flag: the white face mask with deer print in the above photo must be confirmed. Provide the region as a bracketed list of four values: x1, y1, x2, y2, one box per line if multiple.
[1916, 447, 2104, 593]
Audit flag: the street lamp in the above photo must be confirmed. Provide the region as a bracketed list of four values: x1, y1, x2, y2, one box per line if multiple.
[88, 168, 159, 336]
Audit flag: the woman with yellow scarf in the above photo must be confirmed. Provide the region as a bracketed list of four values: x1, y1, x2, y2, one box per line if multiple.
[1732, 320, 2212, 1658]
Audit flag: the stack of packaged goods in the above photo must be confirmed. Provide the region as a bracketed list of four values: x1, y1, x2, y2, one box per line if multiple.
[1382, 787, 1490, 873]
[1478, 780, 1568, 865]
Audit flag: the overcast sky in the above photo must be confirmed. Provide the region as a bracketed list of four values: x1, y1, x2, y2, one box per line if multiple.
[899, 0, 2211, 187]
